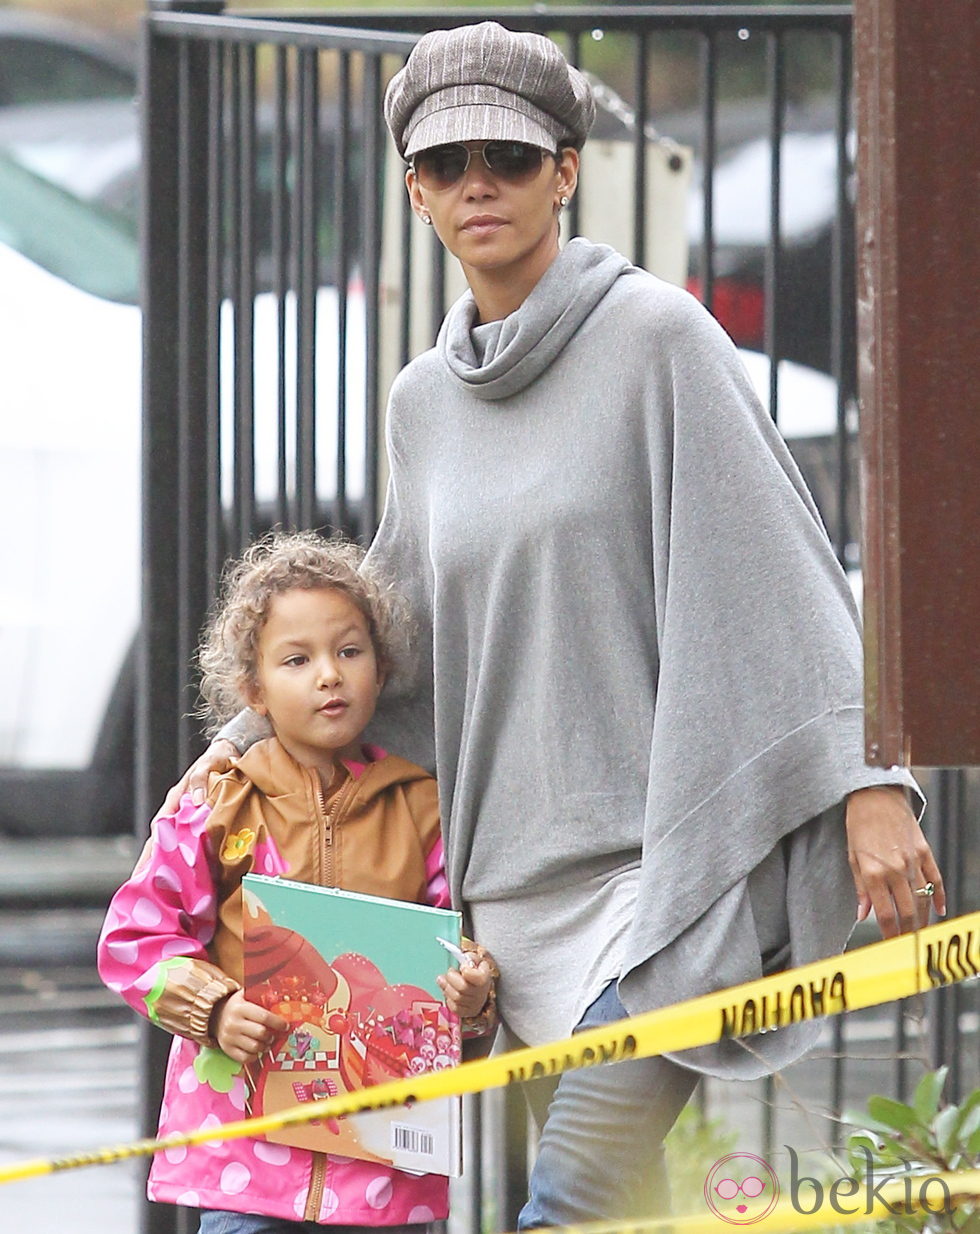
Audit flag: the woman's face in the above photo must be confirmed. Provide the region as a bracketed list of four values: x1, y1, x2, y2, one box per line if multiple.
[406, 141, 579, 291]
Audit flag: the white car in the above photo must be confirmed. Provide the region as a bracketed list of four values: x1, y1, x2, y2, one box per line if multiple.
[0, 150, 364, 835]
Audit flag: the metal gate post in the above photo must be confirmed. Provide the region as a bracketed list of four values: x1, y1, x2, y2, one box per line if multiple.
[140, 4, 224, 1232]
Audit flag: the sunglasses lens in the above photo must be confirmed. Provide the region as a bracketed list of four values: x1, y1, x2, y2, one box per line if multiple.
[414, 144, 470, 190]
[741, 1177, 765, 1198]
[483, 141, 545, 181]
[715, 1180, 740, 1200]
[413, 142, 547, 189]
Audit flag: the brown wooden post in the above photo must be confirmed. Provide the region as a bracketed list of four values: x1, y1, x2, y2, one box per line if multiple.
[856, 0, 980, 767]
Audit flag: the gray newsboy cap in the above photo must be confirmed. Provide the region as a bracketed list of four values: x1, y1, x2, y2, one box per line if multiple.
[384, 21, 596, 159]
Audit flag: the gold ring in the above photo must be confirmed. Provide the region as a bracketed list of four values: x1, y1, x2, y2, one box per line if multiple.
[913, 882, 935, 898]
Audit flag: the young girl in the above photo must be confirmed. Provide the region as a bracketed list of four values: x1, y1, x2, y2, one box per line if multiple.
[99, 531, 496, 1233]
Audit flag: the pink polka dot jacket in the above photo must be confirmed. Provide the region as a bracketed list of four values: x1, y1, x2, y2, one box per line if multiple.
[97, 738, 456, 1225]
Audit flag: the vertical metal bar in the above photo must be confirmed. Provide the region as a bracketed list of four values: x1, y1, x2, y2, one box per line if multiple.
[632, 30, 648, 269]
[272, 44, 290, 530]
[225, 43, 243, 548]
[295, 47, 319, 531]
[831, 29, 852, 565]
[929, 770, 964, 1089]
[699, 31, 717, 315]
[235, 43, 257, 549]
[334, 50, 351, 532]
[471, 1093, 485, 1234]
[502, 1086, 530, 1230]
[176, 34, 212, 773]
[431, 239, 446, 345]
[567, 30, 582, 240]
[399, 149, 413, 371]
[140, 17, 185, 1234]
[831, 1015, 845, 1145]
[206, 40, 225, 592]
[762, 1073, 775, 1163]
[765, 30, 785, 426]
[929, 770, 951, 1074]
[894, 999, 909, 1101]
[362, 53, 383, 537]
[393, 51, 413, 380]
[139, 14, 181, 927]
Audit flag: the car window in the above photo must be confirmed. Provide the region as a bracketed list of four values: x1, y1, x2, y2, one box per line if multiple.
[0, 40, 133, 106]
[0, 150, 137, 302]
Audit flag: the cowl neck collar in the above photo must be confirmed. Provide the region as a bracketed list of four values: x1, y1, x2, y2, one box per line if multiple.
[438, 238, 631, 401]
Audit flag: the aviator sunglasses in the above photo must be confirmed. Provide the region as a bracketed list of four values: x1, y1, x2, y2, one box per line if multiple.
[411, 141, 553, 191]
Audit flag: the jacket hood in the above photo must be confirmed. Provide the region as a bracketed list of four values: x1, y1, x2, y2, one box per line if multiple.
[231, 737, 432, 806]
[438, 237, 631, 400]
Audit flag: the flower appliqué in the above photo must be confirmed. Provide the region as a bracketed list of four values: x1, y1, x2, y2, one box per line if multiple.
[222, 828, 256, 862]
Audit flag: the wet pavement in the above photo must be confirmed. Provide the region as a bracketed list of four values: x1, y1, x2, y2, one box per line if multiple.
[0, 838, 142, 1231]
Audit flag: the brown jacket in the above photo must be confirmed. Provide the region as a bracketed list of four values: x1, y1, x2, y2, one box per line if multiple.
[145, 738, 445, 1045]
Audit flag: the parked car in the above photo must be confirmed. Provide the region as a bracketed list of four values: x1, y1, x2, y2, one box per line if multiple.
[0, 148, 365, 836]
[0, 92, 366, 291]
[0, 10, 135, 109]
[0, 96, 139, 218]
[687, 126, 856, 387]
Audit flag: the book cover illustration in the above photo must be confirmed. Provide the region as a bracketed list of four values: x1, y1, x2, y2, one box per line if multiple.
[242, 873, 463, 1176]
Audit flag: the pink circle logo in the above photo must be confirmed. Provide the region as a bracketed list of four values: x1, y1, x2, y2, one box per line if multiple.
[704, 1153, 780, 1224]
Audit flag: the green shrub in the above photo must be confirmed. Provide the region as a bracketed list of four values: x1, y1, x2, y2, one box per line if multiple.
[845, 1068, 980, 1232]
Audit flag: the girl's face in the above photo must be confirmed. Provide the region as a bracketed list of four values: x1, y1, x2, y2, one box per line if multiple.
[406, 141, 578, 298]
[247, 586, 384, 773]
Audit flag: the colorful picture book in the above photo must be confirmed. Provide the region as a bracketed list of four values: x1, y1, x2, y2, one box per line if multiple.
[241, 873, 463, 1176]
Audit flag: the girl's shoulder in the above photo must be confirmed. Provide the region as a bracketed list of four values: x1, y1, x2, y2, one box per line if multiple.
[144, 762, 273, 859]
[359, 749, 438, 803]
[358, 750, 440, 842]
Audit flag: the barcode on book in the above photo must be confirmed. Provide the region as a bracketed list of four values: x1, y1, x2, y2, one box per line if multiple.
[392, 1123, 434, 1157]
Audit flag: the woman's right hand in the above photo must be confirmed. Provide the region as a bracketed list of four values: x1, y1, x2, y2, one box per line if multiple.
[211, 990, 288, 1063]
[160, 739, 238, 815]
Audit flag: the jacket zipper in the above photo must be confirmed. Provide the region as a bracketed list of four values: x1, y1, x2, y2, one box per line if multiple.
[305, 1152, 327, 1221]
[316, 767, 368, 888]
[304, 763, 374, 1219]
[314, 775, 334, 887]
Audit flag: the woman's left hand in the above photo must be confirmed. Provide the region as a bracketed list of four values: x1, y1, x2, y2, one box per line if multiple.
[845, 785, 946, 937]
[437, 959, 495, 1019]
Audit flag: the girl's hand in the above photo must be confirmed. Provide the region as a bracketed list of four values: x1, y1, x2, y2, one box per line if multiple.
[211, 990, 288, 1063]
[437, 959, 495, 1019]
[846, 785, 946, 938]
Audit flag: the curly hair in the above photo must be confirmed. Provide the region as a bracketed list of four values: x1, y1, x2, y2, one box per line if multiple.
[197, 530, 407, 736]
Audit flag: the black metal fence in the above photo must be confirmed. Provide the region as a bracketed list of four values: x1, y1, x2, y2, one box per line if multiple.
[139, 5, 978, 1233]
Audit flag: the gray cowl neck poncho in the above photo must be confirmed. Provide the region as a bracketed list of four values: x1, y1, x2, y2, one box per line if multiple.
[360, 238, 917, 1077]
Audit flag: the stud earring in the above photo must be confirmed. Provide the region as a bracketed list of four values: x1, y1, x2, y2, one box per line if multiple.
[559, 196, 570, 209]
[420, 211, 432, 225]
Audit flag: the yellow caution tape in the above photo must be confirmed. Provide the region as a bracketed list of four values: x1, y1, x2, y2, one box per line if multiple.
[0, 911, 977, 1186]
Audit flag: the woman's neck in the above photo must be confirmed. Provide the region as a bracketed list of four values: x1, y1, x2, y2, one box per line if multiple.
[464, 241, 561, 323]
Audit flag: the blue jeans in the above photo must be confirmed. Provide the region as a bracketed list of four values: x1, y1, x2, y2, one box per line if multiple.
[198, 1216, 428, 1234]
[517, 982, 699, 1229]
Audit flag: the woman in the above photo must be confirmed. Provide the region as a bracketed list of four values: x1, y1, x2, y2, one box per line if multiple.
[172, 22, 943, 1228]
